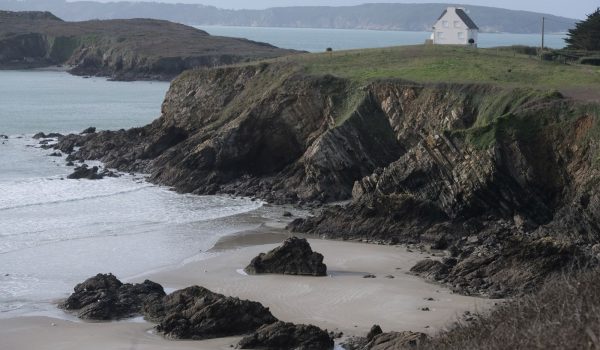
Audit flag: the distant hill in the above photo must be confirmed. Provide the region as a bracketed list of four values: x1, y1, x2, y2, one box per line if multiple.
[0, 0, 576, 34]
[0, 10, 296, 80]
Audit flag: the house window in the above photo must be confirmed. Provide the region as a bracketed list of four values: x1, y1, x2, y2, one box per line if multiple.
[442, 20, 449, 28]
[454, 21, 461, 28]
[458, 32, 465, 40]
[437, 32, 445, 39]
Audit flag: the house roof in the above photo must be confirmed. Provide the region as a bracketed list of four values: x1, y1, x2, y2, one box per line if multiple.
[435, 7, 479, 30]
[456, 8, 479, 30]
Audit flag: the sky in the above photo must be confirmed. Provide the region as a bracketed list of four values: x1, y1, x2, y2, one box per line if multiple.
[87, 0, 597, 19]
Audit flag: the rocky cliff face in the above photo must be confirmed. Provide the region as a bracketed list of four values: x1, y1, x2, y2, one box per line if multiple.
[57, 62, 600, 296]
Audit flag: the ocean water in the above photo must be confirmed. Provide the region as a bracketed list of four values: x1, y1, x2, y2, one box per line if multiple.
[0, 70, 269, 318]
[0, 70, 169, 135]
[197, 25, 567, 52]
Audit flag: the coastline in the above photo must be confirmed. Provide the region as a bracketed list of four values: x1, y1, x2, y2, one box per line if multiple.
[0, 226, 497, 349]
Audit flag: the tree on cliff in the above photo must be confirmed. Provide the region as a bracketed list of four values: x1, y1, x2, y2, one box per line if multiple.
[565, 8, 600, 51]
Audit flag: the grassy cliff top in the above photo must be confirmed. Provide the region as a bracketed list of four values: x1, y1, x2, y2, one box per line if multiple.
[263, 45, 600, 99]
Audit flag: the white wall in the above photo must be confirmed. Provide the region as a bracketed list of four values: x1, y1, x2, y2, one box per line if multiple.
[432, 7, 478, 46]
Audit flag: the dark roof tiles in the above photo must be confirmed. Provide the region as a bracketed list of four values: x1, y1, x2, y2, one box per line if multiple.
[456, 8, 479, 29]
[435, 7, 479, 30]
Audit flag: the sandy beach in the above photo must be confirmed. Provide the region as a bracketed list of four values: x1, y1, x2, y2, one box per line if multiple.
[0, 231, 496, 349]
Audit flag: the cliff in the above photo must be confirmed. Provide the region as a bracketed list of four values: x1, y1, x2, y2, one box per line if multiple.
[56, 46, 600, 297]
[0, 10, 297, 80]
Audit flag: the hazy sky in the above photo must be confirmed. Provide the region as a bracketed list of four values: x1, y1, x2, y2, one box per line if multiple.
[92, 1, 597, 19]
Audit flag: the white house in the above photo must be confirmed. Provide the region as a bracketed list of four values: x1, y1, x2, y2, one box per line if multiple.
[431, 7, 479, 46]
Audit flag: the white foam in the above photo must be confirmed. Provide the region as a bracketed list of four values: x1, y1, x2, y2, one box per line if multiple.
[0, 137, 265, 318]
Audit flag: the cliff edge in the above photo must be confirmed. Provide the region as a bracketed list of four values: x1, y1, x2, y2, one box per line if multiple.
[56, 46, 600, 297]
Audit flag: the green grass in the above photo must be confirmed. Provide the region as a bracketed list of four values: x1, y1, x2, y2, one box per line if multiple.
[272, 45, 600, 89]
[48, 36, 80, 61]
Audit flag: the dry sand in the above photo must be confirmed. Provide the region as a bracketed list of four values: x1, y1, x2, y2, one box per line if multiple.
[0, 232, 497, 349]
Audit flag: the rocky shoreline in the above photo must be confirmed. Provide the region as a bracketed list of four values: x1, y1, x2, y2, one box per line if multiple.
[49, 60, 600, 301]
[57, 240, 338, 348]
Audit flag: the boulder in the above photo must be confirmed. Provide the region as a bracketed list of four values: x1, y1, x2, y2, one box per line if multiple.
[48, 151, 62, 157]
[33, 132, 63, 139]
[82, 127, 97, 134]
[342, 330, 427, 350]
[367, 325, 383, 341]
[66, 165, 118, 179]
[67, 164, 104, 180]
[237, 321, 334, 350]
[60, 273, 165, 320]
[245, 237, 327, 276]
[368, 331, 428, 350]
[144, 286, 277, 340]
[0, 134, 8, 139]
[409, 259, 449, 280]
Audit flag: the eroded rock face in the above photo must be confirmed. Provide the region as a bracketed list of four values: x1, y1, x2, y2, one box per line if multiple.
[343, 328, 427, 350]
[244, 237, 327, 276]
[144, 286, 278, 340]
[237, 321, 334, 350]
[368, 332, 428, 350]
[54, 63, 600, 296]
[410, 260, 449, 280]
[60, 273, 165, 320]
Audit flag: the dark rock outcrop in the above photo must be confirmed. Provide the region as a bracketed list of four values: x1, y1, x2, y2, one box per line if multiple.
[367, 332, 428, 350]
[143, 286, 277, 340]
[67, 164, 103, 180]
[366, 325, 383, 341]
[81, 127, 96, 134]
[67, 164, 118, 180]
[33, 132, 63, 139]
[237, 321, 334, 350]
[343, 328, 427, 350]
[409, 260, 449, 280]
[60, 273, 165, 320]
[245, 237, 327, 276]
[53, 62, 600, 296]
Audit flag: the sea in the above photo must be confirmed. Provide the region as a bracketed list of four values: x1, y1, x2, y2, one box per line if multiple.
[0, 70, 271, 318]
[0, 27, 566, 319]
[196, 25, 568, 52]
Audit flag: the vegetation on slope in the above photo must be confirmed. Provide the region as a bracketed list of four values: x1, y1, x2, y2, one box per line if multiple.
[417, 269, 600, 350]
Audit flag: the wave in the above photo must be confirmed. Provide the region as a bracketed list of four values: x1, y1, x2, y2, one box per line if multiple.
[0, 184, 153, 212]
[0, 177, 153, 211]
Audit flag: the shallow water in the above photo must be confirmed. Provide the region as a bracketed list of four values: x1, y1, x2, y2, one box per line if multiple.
[0, 71, 270, 318]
